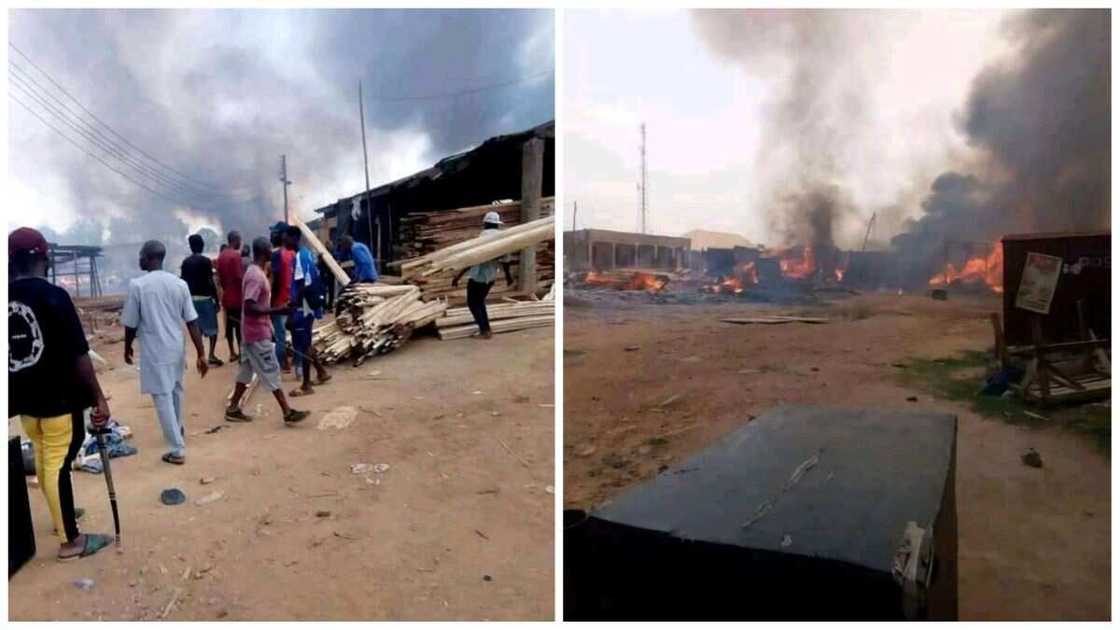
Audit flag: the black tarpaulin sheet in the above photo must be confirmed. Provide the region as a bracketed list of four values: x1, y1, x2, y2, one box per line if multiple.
[565, 405, 958, 620]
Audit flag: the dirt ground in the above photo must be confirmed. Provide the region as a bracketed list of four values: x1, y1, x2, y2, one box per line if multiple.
[563, 290, 1109, 621]
[10, 319, 555, 621]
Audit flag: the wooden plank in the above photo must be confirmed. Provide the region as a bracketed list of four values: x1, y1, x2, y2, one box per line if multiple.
[721, 316, 829, 325]
[292, 217, 350, 286]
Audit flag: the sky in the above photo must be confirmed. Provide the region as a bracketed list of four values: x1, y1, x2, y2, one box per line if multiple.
[563, 9, 1014, 249]
[7, 9, 554, 257]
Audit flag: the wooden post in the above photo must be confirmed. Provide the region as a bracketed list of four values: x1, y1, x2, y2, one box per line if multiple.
[1031, 316, 1050, 403]
[989, 313, 1008, 369]
[519, 138, 544, 293]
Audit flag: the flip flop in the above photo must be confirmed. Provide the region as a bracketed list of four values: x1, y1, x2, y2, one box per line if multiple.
[289, 388, 314, 398]
[58, 533, 113, 562]
[161, 452, 186, 466]
[225, 408, 253, 423]
[208, 357, 225, 367]
[283, 409, 310, 424]
[315, 374, 333, 385]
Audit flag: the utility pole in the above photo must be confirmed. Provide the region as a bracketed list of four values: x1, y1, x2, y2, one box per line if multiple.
[279, 155, 291, 224]
[572, 200, 577, 231]
[639, 123, 647, 234]
[861, 212, 876, 251]
[358, 81, 376, 264]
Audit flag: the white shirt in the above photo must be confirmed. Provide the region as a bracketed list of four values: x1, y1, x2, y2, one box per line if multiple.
[122, 269, 198, 395]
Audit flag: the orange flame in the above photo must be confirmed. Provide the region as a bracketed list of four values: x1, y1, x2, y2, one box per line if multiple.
[776, 246, 816, 279]
[928, 243, 1004, 293]
[703, 260, 757, 294]
[583, 270, 668, 292]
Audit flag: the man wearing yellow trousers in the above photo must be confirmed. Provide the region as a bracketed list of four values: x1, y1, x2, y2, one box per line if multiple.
[8, 227, 115, 560]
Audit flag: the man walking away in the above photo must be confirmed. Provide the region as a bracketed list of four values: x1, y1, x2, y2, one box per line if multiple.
[336, 235, 379, 284]
[9, 227, 115, 560]
[122, 240, 209, 465]
[452, 211, 514, 340]
[285, 225, 331, 396]
[226, 237, 309, 425]
[216, 231, 245, 361]
[181, 233, 223, 367]
[269, 224, 294, 372]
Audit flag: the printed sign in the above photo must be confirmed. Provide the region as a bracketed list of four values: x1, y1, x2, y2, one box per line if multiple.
[1014, 252, 1063, 314]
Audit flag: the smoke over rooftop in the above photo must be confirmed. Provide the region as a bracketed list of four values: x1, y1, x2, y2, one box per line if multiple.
[8, 9, 554, 291]
[690, 9, 1109, 263]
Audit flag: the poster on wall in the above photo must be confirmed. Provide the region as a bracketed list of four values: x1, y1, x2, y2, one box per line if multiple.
[1014, 252, 1063, 314]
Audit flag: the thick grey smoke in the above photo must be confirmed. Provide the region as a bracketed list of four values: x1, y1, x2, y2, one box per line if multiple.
[690, 9, 881, 249]
[691, 9, 1109, 275]
[899, 8, 1110, 266]
[9, 9, 554, 292]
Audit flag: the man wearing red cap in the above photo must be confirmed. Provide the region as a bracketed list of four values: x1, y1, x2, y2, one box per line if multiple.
[8, 227, 115, 560]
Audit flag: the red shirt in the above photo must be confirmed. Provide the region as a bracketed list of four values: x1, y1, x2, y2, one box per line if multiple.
[216, 248, 244, 309]
[270, 248, 294, 307]
[241, 264, 273, 344]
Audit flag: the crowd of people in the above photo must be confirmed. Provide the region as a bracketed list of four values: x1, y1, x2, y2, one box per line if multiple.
[8, 213, 509, 563]
[7, 222, 358, 561]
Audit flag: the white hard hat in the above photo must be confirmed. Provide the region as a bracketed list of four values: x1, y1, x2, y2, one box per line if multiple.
[483, 211, 503, 225]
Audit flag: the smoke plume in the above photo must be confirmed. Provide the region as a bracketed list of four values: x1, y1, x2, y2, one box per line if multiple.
[9, 9, 554, 292]
[691, 9, 1109, 269]
[903, 9, 1110, 248]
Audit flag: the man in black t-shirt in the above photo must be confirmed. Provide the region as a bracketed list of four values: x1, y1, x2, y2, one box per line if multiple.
[181, 234, 223, 366]
[9, 227, 115, 561]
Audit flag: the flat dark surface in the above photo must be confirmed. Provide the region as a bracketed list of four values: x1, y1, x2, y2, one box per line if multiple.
[593, 405, 956, 574]
[10, 437, 36, 577]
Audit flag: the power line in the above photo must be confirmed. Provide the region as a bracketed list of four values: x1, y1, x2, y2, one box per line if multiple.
[10, 70, 265, 209]
[10, 68, 215, 202]
[10, 61, 261, 205]
[365, 69, 553, 103]
[9, 42, 259, 200]
[9, 92, 202, 208]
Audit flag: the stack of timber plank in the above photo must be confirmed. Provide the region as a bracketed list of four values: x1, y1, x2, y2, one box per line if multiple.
[311, 283, 447, 365]
[396, 199, 555, 305]
[434, 291, 555, 340]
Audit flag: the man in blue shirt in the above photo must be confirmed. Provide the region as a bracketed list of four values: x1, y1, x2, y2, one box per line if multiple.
[337, 235, 378, 283]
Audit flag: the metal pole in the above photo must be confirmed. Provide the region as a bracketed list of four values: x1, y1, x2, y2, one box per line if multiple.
[640, 123, 647, 234]
[358, 81, 376, 264]
[572, 200, 577, 231]
[280, 155, 291, 224]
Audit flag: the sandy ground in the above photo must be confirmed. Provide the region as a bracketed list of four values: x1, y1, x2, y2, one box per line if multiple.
[563, 290, 1109, 621]
[10, 321, 554, 621]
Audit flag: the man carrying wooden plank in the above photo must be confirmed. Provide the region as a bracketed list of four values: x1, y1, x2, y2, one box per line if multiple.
[284, 225, 331, 396]
[337, 235, 379, 284]
[225, 237, 309, 425]
[451, 211, 514, 340]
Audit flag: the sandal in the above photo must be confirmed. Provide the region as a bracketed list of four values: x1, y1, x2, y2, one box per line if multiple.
[58, 533, 113, 561]
[161, 452, 185, 466]
[315, 374, 333, 385]
[208, 357, 224, 367]
[283, 409, 310, 424]
[225, 408, 253, 423]
[289, 387, 314, 398]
